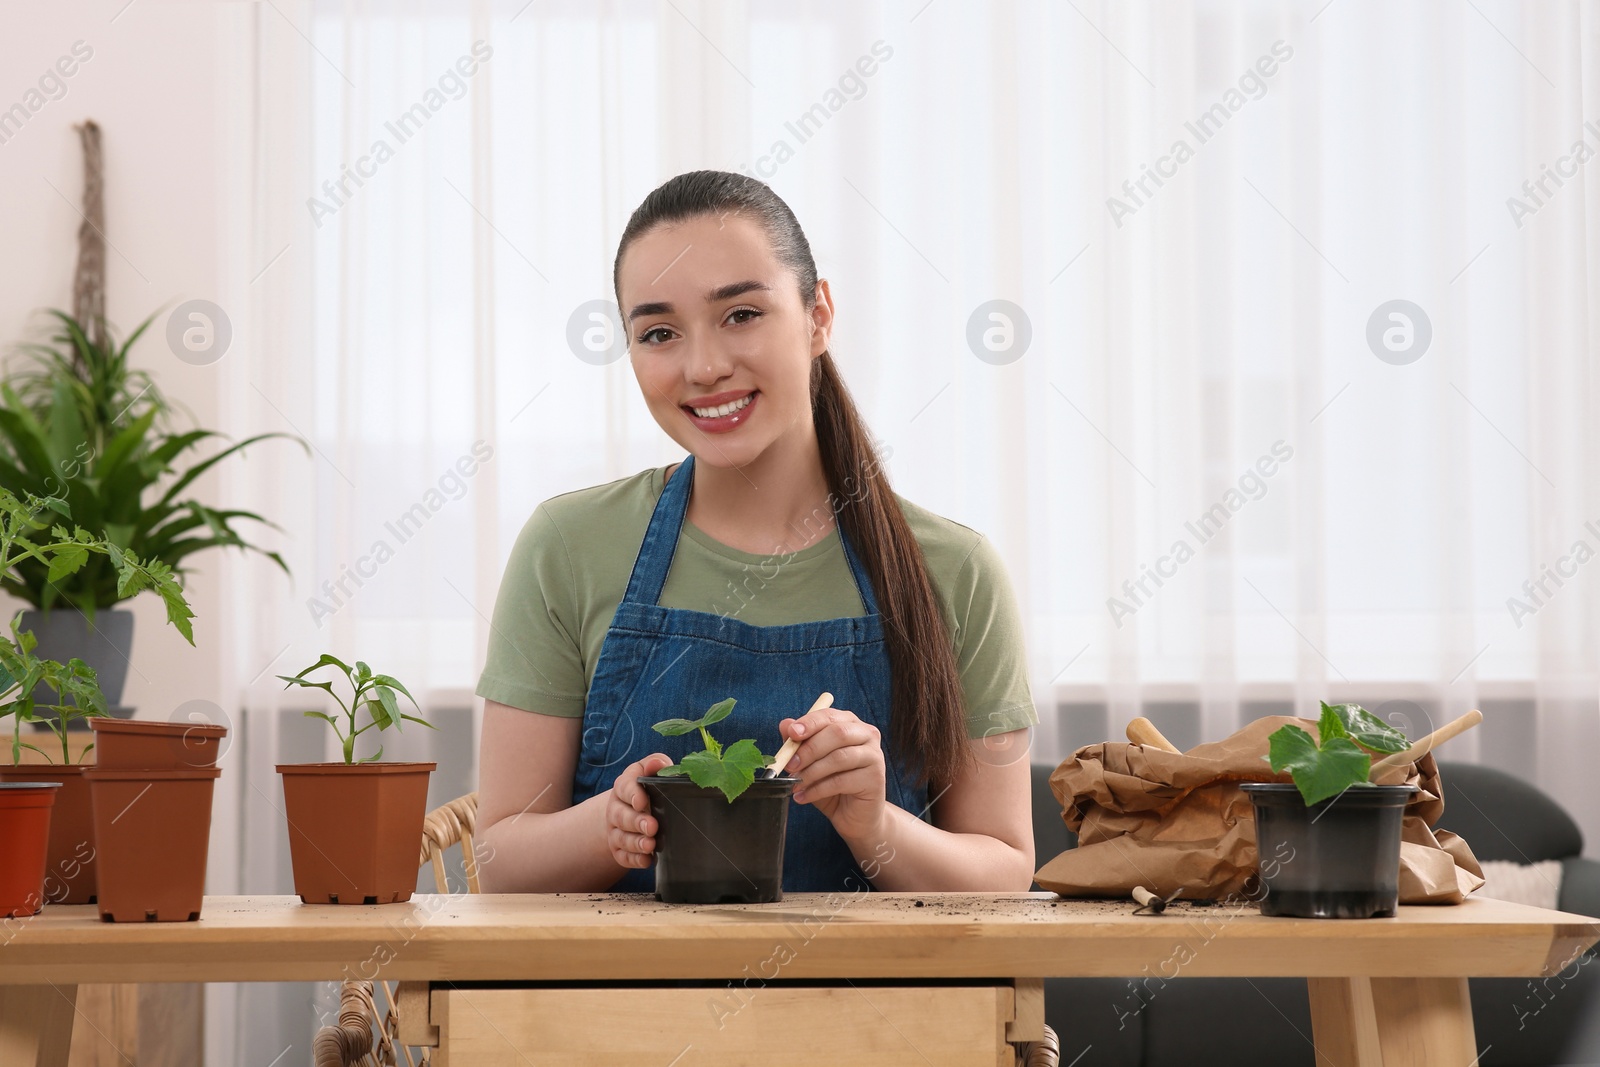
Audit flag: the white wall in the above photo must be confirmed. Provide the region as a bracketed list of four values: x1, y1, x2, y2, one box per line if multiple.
[2, 5, 247, 1063]
[0, 1, 228, 733]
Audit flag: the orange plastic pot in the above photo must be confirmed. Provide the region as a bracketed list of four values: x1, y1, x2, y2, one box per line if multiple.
[90, 718, 227, 770]
[0, 766, 96, 905]
[0, 782, 61, 918]
[277, 762, 435, 904]
[88, 766, 220, 922]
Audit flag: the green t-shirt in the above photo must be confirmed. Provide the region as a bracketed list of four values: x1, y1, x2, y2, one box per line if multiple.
[475, 464, 1038, 739]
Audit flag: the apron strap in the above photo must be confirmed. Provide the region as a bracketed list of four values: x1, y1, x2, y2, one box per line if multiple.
[619, 452, 883, 617]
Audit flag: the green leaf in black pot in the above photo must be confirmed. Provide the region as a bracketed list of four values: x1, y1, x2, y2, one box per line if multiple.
[1266, 723, 1373, 805]
[1320, 700, 1409, 754]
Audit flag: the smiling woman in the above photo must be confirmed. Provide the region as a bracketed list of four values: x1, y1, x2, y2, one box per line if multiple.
[474, 170, 1038, 896]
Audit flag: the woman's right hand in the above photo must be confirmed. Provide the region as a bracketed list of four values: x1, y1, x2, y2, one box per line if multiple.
[607, 753, 673, 869]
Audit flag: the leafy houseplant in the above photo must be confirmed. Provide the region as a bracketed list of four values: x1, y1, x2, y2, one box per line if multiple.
[0, 308, 302, 711]
[0, 486, 198, 908]
[276, 655, 437, 905]
[639, 698, 796, 904]
[1242, 702, 1419, 919]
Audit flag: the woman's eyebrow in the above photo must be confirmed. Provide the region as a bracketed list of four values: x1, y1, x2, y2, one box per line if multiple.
[627, 280, 771, 322]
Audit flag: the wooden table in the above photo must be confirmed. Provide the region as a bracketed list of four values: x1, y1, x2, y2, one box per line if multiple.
[1, 893, 1595, 1066]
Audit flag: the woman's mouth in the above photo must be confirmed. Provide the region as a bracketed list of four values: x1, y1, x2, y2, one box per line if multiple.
[682, 390, 758, 434]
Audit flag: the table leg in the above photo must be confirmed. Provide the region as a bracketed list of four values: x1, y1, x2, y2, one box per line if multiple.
[1308, 977, 1478, 1067]
[0, 984, 78, 1067]
[1308, 978, 1383, 1066]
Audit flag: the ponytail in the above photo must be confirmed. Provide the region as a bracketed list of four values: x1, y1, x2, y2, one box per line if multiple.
[811, 352, 969, 788]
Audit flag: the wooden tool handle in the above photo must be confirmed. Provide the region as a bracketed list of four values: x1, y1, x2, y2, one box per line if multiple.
[1131, 886, 1165, 913]
[1127, 717, 1181, 754]
[1369, 709, 1483, 775]
[767, 692, 834, 776]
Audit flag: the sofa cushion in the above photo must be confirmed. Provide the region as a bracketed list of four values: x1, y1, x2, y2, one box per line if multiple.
[1478, 859, 1563, 910]
[1434, 761, 1583, 863]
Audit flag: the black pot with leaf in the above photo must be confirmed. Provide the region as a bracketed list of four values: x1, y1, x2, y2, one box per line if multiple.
[1243, 701, 1418, 918]
[639, 698, 796, 904]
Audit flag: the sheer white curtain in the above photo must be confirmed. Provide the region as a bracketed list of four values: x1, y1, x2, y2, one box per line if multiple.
[218, 0, 1600, 850]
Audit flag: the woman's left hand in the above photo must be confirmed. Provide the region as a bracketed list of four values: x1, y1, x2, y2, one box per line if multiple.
[778, 706, 888, 846]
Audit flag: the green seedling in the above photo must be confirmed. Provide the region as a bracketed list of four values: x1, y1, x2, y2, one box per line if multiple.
[278, 654, 434, 764]
[1264, 701, 1410, 805]
[0, 487, 195, 764]
[652, 697, 770, 802]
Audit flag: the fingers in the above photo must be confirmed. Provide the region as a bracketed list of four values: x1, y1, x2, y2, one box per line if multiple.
[783, 710, 885, 805]
[785, 711, 880, 772]
[607, 794, 656, 868]
[791, 738, 882, 784]
[609, 754, 672, 869]
[628, 753, 673, 810]
[782, 705, 860, 742]
[795, 765, 883, 805]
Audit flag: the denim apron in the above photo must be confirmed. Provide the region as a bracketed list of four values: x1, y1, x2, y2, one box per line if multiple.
[571, 453, 928, 893]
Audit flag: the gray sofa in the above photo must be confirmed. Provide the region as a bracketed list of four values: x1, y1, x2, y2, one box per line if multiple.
[1029, 761, 1600, 1066]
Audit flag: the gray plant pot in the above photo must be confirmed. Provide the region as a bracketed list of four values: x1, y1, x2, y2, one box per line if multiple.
[16, 608, 136, 727]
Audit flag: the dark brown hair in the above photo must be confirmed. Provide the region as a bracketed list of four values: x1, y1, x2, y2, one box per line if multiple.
[612, 170, 969, 789]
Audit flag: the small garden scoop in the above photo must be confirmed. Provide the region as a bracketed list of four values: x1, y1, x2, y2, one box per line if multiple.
[1368, 709, 1482, 777]
[762, 692, 833, 778]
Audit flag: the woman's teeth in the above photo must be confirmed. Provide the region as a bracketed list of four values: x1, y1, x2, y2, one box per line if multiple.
[690, 393, 754, 419]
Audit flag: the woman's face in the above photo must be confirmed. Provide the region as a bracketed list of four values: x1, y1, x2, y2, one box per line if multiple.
[618, 212, 832, 470]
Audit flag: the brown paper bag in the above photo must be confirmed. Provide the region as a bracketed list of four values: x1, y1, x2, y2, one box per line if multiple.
[1034, 715, 1486, 904]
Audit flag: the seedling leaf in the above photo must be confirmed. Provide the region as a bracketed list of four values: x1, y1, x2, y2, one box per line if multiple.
[650, 699, 769, 802]
[1321, 700, 1408, 754]
[1266, 724, 1374, 805]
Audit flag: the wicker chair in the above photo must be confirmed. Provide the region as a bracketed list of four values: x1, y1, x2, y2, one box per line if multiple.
[313, 792, 481, 1067]
[310, 791, 1060, 1066]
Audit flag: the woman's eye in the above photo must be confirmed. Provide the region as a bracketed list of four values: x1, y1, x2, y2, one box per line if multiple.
[728, 308, 762, 325]
[637, 326, 673, 345]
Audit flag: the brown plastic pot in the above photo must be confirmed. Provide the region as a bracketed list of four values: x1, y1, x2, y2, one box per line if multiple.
[87, 766, 220, 922]
[0, 782, 61, 917]
[90, 717, 227, 770]
[277, 762, 435, 905]
[0, 765, 97, 905]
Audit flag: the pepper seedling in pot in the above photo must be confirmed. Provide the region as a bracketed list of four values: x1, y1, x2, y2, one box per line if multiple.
[652, 698, 770, 802]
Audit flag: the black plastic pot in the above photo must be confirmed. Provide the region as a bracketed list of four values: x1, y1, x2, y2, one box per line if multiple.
[638, 775, 796, 904]
[1242, 782, 1417, 918]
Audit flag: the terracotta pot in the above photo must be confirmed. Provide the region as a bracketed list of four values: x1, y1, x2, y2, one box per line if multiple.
[90, 718, 227, 770]
[0, 782, 61, 917]
[0, 765, 97, 905]
[277, 762, 435, 905]
[88, 766, 220, 922]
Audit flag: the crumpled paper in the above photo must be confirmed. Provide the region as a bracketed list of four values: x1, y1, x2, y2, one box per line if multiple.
[1034, 715, 1486, 903]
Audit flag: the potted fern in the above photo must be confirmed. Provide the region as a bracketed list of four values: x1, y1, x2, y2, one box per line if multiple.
[0, 309, 301, 717]
[638, 698, 796, 904]
[277, 655, 436, 905]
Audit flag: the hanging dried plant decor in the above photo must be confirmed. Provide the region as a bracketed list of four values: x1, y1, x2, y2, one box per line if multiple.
[71, 119, 106, 355]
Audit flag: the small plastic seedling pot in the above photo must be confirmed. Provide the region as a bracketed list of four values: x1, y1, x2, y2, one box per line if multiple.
[1242, 782, 1418, 919]
[87, 766, 221, 922]
[0, 765, 96, 904]
[0, 782, 62, 918]
[90, 718, 227, 770]
[638, 775, 796, 904]
[276, 762, 436, 905]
